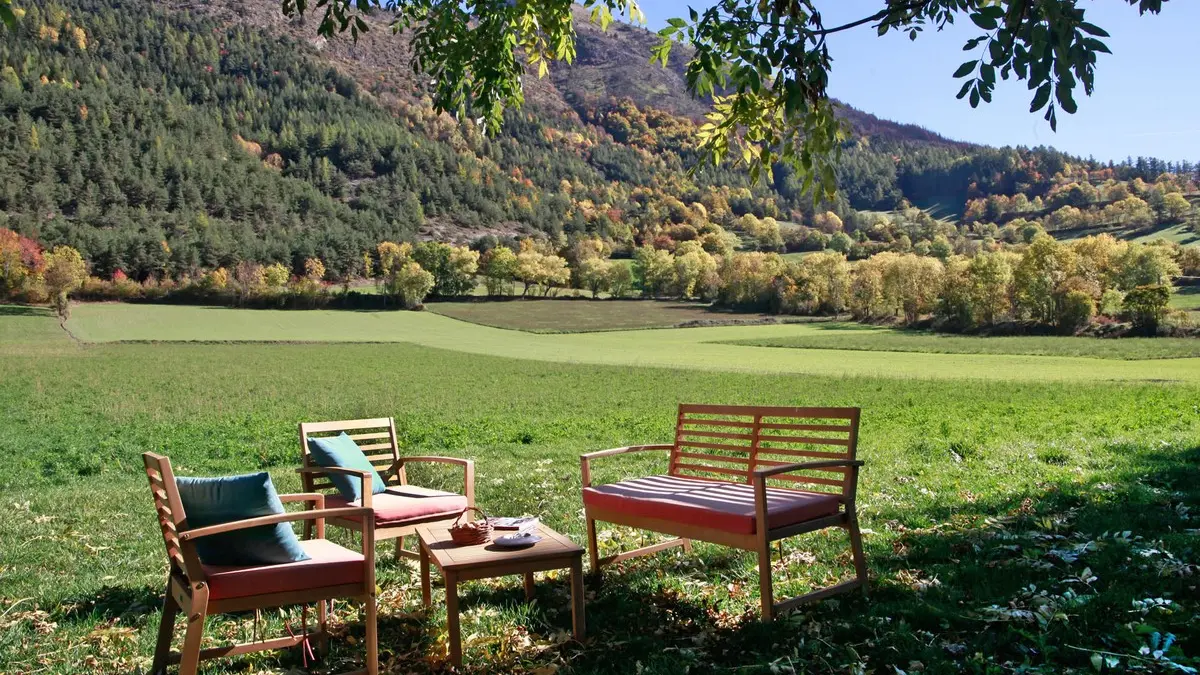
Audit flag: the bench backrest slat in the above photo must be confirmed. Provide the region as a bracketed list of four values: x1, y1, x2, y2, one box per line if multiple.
[670, 404, 860, 495]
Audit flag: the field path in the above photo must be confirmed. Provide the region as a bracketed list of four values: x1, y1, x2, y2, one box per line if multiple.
[65, 303, 1200, 382]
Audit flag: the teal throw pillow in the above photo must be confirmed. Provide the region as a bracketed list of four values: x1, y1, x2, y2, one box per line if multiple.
[176, 472, 310, 566]
[306, 432, 388, 501]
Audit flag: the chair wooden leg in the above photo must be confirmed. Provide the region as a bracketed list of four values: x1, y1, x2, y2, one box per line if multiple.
[316, 599, 330, 658]
[395, 535, 405, 562]
[151, 581, 178, 675]
[585, 516, 600, 572]
[848, 518, 868, 595]
[681, 538, 693, 553]
[757, 536, 774, 621]
[364, 595, 379, 675]
[177, 604, 207, 675]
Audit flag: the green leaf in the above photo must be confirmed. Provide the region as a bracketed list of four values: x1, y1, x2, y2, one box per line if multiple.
[988, 40, 1006, 63]
[953, 60, 977, 78]
[970, 13, 998, 30]
[0, 0, 16, 28]
[1078, 22, 1110, 37]
[1030, 82, 1051, 112]
[969, 87, 980, 108]
[1081, 37, 1111, 54]
[1056, 82, 1077, 114]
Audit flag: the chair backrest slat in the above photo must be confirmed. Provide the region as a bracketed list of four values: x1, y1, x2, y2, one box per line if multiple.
[671, 404, 860, 495]
[299, 418, 402, 490]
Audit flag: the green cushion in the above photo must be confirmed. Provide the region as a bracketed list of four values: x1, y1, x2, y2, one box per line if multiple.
[176, 472, 309, 566]
[306, 432, 388, 502]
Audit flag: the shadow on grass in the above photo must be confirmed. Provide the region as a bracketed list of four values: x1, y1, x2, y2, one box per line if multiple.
[0, 304, 52, 317]
[38, 444, 1199, 674]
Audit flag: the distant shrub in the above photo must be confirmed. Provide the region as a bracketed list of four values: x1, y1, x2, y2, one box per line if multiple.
[1057, 290, 1095, 334]
[1123, 284, 1171, 334]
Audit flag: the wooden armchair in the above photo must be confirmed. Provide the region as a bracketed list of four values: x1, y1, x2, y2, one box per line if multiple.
[143, 452, 378, 675]
[299, 417, 475, 560]
[581, 404, 867, 620]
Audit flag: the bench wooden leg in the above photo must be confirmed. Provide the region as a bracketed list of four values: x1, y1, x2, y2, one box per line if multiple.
[848, 517, 868, 595]
[757, 537, 774, 621]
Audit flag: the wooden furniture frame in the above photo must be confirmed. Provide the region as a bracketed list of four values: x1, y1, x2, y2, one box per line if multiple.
[299, 417, 475, 560]
[416, 523, 585, 667]
[581, 404, 866, 620]
[142, 452, 378, 675]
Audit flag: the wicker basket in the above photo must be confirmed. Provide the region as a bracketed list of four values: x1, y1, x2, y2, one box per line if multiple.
[448, 507, 492, 546]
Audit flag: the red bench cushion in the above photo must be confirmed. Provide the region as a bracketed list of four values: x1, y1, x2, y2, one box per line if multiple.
[328, 490, 467, 526]
[203, 539, 364, 600]
[583, 475, 841, 535]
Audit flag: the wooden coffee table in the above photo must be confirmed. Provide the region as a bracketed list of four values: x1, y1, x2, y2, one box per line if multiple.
[416, 523, 585, 666]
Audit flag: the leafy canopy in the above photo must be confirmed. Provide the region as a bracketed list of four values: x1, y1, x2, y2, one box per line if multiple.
[296, 0, 1163, 197]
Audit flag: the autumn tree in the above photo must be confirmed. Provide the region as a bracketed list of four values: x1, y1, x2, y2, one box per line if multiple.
[633, 245, 676, 297]
[42, 245, 87, 318]
[1162, 192, 1191, 222]
[0, 227, 42, 298]
[577, 256, 614, 298]
[482, 246, 518, 296]
[607, 262, 634, 298]
[966, 251, 1014, 326]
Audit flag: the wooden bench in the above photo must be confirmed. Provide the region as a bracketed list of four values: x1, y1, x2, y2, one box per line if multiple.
[581, 404, 866, 620]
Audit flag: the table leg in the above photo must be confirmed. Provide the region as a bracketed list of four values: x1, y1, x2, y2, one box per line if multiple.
[419, 544, 431, 608]
[445, 572, 462, 667]
[524, 572, 536, 601]
[570, 557, 586, 641]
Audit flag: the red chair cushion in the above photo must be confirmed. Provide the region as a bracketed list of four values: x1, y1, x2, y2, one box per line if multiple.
[203, 539, 364, 601]
[327, 490, 468, 526]
[582, 475, 842, 535]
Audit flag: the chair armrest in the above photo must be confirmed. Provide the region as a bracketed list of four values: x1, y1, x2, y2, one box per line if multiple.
[296, 465, 373, 507]
[279, 493, 325, 508]
[394, 457, 476, 506]
[400, 456, 470, 467]
[180, 507, 373, 541]
[580, 444, 673, 487]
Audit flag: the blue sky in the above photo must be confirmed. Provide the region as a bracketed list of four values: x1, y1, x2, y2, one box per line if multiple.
[627, 0, 1197, 163]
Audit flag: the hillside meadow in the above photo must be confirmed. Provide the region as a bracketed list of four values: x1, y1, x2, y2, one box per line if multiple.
[0, 304, 1197, 674]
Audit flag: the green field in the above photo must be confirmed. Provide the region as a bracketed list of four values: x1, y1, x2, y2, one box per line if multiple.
[2, 304, 1198, 674]
[722, 323, 1200, 360]
[427, 299, 790, 332]
[61, 303, 1200, 382]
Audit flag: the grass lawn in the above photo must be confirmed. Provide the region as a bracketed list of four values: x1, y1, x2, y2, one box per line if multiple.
[62, 303, 1200, 382]
[1171, 286, 1200, 311]
[427, 299, 787, 332]
[1, 306, 1197, 674]
[720, 322, 1200, 360]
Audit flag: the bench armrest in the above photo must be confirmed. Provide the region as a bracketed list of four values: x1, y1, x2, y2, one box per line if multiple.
[393, 456, 476, 506]
[753, 459, 864, 480]
[580, 444, 673, 487]
[752, 459, 864, 514]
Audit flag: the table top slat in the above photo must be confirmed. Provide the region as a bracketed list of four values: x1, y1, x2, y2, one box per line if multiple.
[418, 524, 583, 571]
